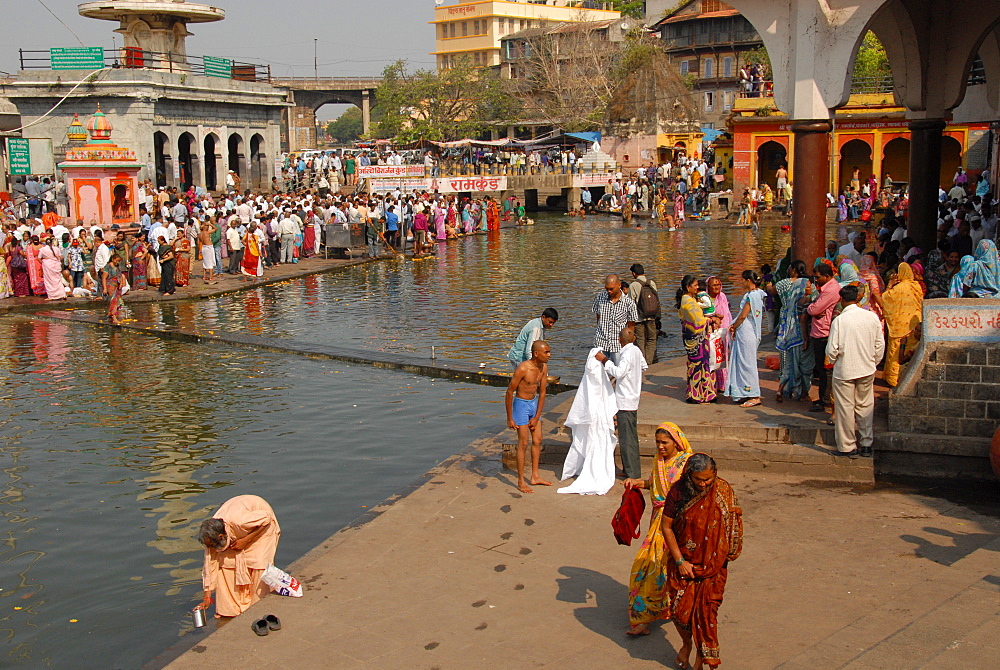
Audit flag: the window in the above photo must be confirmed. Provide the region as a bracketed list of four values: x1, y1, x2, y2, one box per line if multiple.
[520, 20, 526, 30]
[498, 18, 505, 35]
[680, 61, 689, 76]
[723, 90, 734, 110]
[449, 23, 456, 38]
[462, 21, 468, 37]
[474, 20, 480, 34]
[704, 91, 714, 112]
[704, 58, 714, 78]
[723, 56, 733, 78]
[441, 24, 448, 39]
[703, 0, 722, 11]
[474, 52, 481, 65]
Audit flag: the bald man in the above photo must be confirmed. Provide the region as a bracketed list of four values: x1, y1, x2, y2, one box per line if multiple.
[591, 274, 639, 365]
[505, 340, 553, 493]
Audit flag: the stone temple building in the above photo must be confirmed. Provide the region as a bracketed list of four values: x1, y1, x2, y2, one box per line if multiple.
[7, 1, 287, 192]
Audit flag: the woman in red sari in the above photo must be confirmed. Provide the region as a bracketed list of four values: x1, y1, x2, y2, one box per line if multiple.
[7, 243, 31, 297]
[241, 223, 264, 279]
[663, 454, 743, 669]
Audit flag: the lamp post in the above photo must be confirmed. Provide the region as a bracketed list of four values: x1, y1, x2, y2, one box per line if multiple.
[314, 38, 318, 81]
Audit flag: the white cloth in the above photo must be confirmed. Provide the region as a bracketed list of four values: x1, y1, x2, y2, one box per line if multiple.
[558, 349, 619, 496]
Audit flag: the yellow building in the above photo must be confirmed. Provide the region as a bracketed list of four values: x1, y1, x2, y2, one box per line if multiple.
[431, 1, 620, 70]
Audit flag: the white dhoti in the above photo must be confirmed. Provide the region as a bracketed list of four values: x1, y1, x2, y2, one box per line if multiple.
[558, 348, 619, 496]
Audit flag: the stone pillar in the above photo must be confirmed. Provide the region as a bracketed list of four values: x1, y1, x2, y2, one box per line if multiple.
[361, 90, 371, 137]
[192, 154, 205, 190]
[524, 189, 538, 212]
[791, 121, 833, 265]
[563, 187, 580, 211]
[908, 119, 946, 252]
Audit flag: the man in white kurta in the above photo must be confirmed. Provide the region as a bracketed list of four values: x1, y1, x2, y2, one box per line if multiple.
[558, 348, 619, 495]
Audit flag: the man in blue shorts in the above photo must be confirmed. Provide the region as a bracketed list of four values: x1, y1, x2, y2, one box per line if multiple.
[505, 340, 552, 493]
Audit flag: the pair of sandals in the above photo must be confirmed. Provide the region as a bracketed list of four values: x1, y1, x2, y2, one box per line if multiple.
[251, 614, 281, 636]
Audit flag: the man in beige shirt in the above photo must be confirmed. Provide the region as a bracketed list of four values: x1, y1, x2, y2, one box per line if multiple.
[826, 284, 885, 458]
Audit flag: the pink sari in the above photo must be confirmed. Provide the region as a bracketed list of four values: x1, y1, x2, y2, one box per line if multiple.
[39, 245, 66, 299]
[707, 281, 733, 392]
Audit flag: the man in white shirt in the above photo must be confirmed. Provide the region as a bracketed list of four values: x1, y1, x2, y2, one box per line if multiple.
[826, 285, 885, 458]
[277, 210, 299, 264]
[226, 220, 244, 274]
[92, 229, 111, 299]
[595, 326, 647, 479]
[837, 232, 866, 266]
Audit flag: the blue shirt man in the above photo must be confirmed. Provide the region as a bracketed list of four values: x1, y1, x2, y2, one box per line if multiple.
[581, 189, 592, 207]
[385, 208, 399, 232]
[507, 309, 558, 369]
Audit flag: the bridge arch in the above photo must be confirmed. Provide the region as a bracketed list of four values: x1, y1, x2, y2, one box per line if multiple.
[272, 78, 381, 151]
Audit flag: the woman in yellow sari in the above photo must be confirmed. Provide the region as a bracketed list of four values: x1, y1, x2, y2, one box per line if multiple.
[881, 262, 924, 387]
[624, 421, 694, 636]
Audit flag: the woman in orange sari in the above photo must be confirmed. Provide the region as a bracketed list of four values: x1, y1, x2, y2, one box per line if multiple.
[663, 454, 743, 669]
[173, 235, 191, 287]
[486, 197, 500, 232]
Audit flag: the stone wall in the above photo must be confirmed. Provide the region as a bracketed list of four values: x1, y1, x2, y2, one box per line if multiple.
[888, 343, 998, 438]
[880, 299, 999, 479]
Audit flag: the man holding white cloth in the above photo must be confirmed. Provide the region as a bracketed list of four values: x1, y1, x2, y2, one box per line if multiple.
[826, 285, 884, 458]
[596, 327, 647, 479]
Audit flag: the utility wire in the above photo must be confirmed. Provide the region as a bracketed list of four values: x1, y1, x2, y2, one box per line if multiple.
[6, 69, 110, 133]
[36, 0, 86, 47]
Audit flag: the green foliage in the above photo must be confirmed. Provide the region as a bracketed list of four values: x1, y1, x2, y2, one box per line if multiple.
[682, 73, 698, 90]
[852, 31, 892, 84]
[744, 45, 770, 72]
[371, 59, 519, 142]
[325, 107, 364, 144]
[610, 0, 645, 19]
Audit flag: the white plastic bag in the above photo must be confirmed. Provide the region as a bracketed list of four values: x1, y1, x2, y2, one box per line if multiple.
[261, 564, 303, 597]
[708, 330, 726, 372]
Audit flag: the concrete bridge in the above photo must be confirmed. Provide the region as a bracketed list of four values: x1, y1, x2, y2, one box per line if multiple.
[271, 77, 382, 152]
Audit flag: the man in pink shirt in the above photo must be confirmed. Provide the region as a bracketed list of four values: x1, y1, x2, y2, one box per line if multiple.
[799, 262, 840, 412]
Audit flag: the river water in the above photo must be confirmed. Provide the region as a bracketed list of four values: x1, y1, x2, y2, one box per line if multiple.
[126, 214, 790, 378]
[0, 214, 790, 667]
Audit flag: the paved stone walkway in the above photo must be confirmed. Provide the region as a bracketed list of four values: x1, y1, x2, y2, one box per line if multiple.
[163, 438, 1000, 669]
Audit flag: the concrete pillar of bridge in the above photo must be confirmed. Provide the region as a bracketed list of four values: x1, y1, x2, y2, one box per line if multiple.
[563, 187, 580, 211]
[361, 90, 371, 137]
[524, 189, 539, 212]
[907, 118, 946, 253]
[791, 121, 833, 266]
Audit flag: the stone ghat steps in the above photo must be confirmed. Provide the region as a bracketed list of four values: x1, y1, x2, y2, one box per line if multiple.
[550, 420, 838, 448]
[502, 433, 874, 484]
[874, 432, 994, 480]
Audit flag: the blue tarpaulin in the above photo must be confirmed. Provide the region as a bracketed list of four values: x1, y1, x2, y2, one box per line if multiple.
[700, 128, 724, 143]
[566, 131, 602, 143]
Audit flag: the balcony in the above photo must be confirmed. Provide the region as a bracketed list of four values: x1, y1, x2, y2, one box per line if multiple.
[18, 48, 271, 82]
[662, 31, 761, 51]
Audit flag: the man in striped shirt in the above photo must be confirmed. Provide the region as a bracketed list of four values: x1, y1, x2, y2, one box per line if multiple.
[592, 274, 639, 365]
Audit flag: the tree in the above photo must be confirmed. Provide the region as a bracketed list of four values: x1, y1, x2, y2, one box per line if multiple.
[611, 0, 645, 18]
[512, 24, 623, 131]
[371, 59, 519, 142]
[325, 107, 363, 144]
[851, 31, 892, 92]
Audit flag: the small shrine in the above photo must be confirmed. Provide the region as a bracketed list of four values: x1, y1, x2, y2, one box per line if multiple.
[58, 105, 141, 228]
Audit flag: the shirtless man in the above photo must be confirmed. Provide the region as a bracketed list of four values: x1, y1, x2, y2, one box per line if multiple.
[505, 340, 553, 493]
[198, 218, 218, 283]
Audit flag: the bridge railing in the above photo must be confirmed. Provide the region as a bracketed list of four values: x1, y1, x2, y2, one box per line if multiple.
[18, 48, 271, 82]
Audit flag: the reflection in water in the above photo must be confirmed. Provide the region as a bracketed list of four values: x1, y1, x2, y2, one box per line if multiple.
[120, 216, 789, 377]
[0, 320, 501, 667]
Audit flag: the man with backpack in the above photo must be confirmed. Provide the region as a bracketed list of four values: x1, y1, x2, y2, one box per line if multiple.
[628, 263, 660, 364]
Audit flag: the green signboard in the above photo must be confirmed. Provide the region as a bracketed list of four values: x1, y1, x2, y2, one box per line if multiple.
[50, 47, 105, 70]
[7, 138, 31, 176]
[204, 56, 232, 79]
